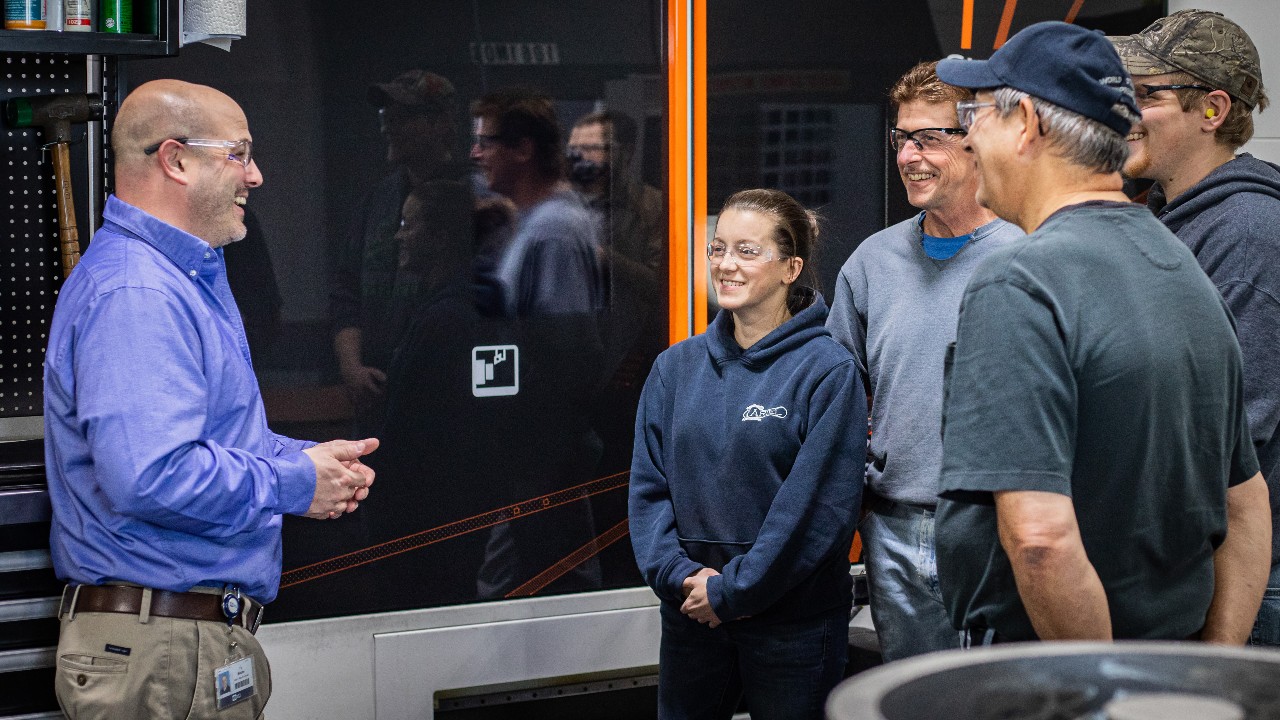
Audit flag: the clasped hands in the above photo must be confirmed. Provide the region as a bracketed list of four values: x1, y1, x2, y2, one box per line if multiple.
[681, 567, 723, 627]
[303, 438, 379, 520]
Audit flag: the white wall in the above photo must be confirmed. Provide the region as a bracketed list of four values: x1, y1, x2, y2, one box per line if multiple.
[1170, 0, 1280, 163]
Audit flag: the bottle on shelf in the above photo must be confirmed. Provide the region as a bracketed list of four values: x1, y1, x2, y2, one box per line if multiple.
[63, 0, 90, 31]
[5, 0, 48, 30]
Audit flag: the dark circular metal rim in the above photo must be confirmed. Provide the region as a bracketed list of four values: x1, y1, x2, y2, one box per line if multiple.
[826, 641, 1280, 720]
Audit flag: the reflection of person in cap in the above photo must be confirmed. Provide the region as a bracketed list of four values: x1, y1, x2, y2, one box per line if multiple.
[1110, 14, 1280, 646]
[330, 69, 464, 435]
[368, 69, 461, 183]
[931, 21, 1268, 646]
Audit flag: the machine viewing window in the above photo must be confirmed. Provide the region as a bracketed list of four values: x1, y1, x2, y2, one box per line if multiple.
[124, 0, 666, 621]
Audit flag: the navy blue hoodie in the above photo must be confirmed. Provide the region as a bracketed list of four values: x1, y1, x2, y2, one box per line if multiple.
[629, 289, 866, 622]
[1151, 154, 1280, 566]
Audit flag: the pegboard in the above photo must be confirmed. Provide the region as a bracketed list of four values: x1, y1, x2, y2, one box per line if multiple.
[1, 54, 101, 420]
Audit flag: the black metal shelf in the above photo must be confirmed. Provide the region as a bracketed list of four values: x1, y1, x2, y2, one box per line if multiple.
[0, 29, 172, 56]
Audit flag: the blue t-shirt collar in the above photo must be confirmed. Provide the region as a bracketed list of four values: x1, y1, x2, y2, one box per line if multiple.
[917, 212, 970, 260]
[916, 212, 1008, 261]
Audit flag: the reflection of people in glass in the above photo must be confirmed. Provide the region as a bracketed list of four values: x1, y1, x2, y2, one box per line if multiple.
[568, 112, 668, 497]
[222, 207, 283, 361]
[567, 111, 664, 273]
[629, 190, 865, 719]
[331, 69, 461, 435]
[468, 88, 607, 598]
[370, 184, 492, 606]
[470, 88, 604, 317]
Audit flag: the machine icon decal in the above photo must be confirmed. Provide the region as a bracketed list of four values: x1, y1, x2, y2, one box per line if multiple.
[472, 345, 519, 397]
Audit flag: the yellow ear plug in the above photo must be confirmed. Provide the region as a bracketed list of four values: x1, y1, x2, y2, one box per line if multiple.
[1206, 108, 1217, 118]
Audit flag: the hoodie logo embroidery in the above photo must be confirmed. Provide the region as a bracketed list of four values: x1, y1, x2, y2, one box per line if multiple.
[742, 404, 788, 421]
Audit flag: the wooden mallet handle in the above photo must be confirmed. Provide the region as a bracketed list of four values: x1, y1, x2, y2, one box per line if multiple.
[50, 141, 80, 278]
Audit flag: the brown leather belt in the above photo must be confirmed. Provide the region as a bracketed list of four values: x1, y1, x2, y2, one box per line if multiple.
[61, 584, 265, 634]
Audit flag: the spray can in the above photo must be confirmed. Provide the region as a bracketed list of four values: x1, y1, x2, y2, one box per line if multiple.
[4, 0, 47, 30]
[63, 0, 89, 31]
[98, 0, 130, 33]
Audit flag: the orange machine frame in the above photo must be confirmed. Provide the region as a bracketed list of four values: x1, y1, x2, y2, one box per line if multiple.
[666, 0, 707, 344]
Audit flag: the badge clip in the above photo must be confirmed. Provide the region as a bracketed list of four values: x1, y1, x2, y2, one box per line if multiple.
[221, 585, 243, 627]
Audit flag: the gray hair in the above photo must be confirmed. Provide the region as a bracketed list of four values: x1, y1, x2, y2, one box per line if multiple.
[992, 87, 1136, 174]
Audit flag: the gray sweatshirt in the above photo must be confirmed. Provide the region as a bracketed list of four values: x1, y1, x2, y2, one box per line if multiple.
[1150, 153, 1280, 566]
[828, 213, 1022, 506]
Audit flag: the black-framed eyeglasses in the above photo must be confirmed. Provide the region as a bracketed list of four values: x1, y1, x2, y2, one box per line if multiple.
[889, 127, 966, 153]
[1136, 83, 1216, 107]
[143, 137, 254, 168]
[956, 100, 998, 132]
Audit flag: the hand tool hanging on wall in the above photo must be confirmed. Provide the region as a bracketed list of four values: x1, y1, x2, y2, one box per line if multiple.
[4, 94, 105, 278]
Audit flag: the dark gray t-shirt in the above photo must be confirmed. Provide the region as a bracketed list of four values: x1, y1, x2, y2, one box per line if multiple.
[936, 201, 1258, 641]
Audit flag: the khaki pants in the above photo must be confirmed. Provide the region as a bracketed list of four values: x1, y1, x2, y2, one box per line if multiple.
[54, 598, 271, 720]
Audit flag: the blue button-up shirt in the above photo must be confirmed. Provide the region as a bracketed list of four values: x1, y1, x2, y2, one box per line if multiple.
[44, 196, 316, 602]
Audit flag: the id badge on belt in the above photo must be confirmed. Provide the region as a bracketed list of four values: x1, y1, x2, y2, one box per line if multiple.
[214, 652, 255, 710]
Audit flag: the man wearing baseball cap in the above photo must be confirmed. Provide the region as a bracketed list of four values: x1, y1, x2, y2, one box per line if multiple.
[931, 21, 1269, 645]
[331, 69, 465, 436]
[1112, 10, 1280, 647]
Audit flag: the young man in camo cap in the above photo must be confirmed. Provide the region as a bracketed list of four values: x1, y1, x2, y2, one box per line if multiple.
[1111, 11, 1280, 647]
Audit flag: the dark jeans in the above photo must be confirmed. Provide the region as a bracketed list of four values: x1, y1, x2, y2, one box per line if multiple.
[657, 602, 849, 720]
[1249, 562, 1280, 647]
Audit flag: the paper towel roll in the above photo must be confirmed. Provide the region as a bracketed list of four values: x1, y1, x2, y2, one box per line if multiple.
[182, 0, 246, 51]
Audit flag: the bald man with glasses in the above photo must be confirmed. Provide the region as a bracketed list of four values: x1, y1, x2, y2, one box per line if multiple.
[826, 61, 1021, 661]
[45, 79, 379, 719]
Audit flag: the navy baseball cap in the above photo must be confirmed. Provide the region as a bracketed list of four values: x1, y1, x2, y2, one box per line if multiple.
[937, 21, 1139, 136]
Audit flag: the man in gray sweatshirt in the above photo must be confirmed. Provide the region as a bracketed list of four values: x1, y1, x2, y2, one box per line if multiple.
[1112, 10, 1280, 646]
[827, 61, 1021, 661]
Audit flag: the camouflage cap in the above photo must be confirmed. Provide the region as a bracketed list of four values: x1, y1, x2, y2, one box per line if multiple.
[1109, 10, 1263, 108]
[368, 69, 457, 112]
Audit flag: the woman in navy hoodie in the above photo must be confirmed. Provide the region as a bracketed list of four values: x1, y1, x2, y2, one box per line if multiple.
[630, 189, 866, 719]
